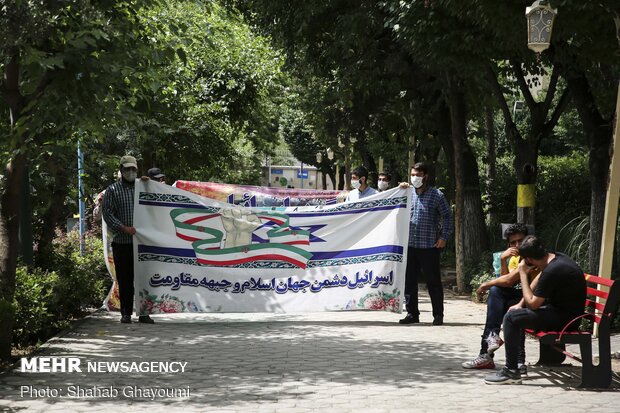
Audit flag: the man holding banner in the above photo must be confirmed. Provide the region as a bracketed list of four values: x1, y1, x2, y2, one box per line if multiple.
[345, 166, 377, 201]
[400, 162, 453, 326]
[103, 155, 155, 324]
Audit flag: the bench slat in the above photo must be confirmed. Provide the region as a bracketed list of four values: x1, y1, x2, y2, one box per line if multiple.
[587, 286, 609, 300]
[584, 274, 614, 287]
[584, 299, 605, 313]
[525, 328, 591, 338]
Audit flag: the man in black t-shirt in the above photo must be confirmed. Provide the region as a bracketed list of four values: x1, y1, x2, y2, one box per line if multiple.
[485, 235, 586, 385]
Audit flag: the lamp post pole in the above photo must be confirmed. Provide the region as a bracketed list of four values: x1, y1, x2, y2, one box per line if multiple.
[526, 1, 619, 335]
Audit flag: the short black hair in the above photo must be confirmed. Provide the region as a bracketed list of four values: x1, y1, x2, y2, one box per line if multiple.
[518, 235, 546, 260]
[504, 223, 528, 239]
[412, 162, 429, 175]
[378, 171, 391, 180]
[352, 166, 368, 179]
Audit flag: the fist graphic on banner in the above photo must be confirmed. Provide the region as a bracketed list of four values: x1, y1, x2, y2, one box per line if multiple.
[220, 207, 262, 248]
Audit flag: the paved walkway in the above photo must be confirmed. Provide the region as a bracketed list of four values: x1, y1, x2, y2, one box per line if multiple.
[1, 291, 619, 412]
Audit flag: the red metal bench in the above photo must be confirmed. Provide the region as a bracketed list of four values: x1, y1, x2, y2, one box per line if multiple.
[525, 274, 619, 388]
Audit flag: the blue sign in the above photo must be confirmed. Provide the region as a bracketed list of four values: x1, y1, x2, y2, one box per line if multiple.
[297, 170, 309, 179]
[271, 169, 283, 175]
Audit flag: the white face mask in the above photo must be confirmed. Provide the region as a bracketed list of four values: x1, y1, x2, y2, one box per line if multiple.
[411, 176, 424, 188]
[351, 180, 361, 190]
[122, 170, 137, 182]
[378, 181, 389, 191]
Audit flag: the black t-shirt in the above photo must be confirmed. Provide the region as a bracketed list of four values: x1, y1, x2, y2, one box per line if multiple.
[534, 252, 586, 317]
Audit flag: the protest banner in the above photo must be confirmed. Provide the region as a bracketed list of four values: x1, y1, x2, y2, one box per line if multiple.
[133, 180, 410, 313]
[102, 182, 346, 310]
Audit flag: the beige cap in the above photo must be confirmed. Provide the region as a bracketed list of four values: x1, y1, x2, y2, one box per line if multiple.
[119, 155, 137, 169]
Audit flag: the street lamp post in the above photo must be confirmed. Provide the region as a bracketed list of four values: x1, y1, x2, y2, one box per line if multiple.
[327, 148, 336, 189]
[525, 1, 557, 53]
[526, 2, 620, 336]
[316, 152, 323, 189]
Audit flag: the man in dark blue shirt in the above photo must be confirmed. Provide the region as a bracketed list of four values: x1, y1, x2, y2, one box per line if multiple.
[399, 162, 453, 326]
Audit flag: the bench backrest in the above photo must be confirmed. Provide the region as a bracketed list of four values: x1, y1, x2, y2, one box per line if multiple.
[584, 274, 620, 335]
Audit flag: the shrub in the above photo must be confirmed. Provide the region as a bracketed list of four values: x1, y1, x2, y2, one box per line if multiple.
[49, 230, 110, 319]
[465, 253, 494, 299]
[12, 230, 111, 347]
[13, 267, 58, 346]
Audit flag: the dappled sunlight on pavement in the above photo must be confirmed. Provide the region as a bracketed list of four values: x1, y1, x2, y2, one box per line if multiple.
[1, 292, 618, 412]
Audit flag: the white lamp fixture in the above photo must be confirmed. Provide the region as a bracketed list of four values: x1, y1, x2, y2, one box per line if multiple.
[525, 1, 557, 53]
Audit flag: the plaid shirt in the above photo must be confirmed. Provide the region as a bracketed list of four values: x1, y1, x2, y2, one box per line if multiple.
[102, 180, 135, 244]
[409, 186, 453, 248]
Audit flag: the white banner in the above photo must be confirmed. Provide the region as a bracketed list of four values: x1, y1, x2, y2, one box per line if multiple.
[133, 181, 410, 313]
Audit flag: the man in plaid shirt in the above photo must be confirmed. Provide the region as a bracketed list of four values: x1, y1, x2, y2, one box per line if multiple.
[103, 155, 154, 324]
[399, 162, 453, 326]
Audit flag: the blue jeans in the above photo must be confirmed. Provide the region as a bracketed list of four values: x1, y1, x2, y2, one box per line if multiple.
[480, 286, 524, 363]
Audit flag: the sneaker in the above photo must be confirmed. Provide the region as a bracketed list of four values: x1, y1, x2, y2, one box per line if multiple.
[399, 313, 419, 324]
[518, 363, 528, 377]
[120, 315, 131, 324]
[138, 315, 155, 324]
[485, 331, 504, 354]
[485, 366, 522, 385]
[462, 353, 495, 369]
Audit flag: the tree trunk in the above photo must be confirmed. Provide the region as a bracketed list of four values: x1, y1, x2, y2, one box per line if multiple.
[487, 63, 569, 229]
[463, 143, 489, 263]
[337, 165, 345, 190]
[0, 52, 27, 361]
[514, 137, 538, 226]
[437, 101, 488, 269]
[485, 106, 497, 225]
[36, 159, 69, 269]
[19, 166, 33, 265]
[0, 153, 27, 361]
[566, 72, 613, 273]
[446, 77, 466, 293]
[435, 102, 455, 203]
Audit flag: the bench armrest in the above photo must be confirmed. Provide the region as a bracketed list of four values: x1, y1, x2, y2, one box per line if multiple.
[556, 313, 592, 341]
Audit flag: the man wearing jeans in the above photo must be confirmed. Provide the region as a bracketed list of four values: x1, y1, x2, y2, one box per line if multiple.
[485, 235, 586, 384]
[462, 223, 536, 372]
[399, 162, 452, 326]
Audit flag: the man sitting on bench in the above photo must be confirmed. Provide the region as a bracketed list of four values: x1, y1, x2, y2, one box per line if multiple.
[462, 223, 537, 373]
[485, 235, 586, 385]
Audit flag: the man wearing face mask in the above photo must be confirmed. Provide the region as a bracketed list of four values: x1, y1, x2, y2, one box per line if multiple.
[377, 172, 391, 192]
[345, 166, 377, 202]
[399, 162, 453, 326]
[102, 155, 155, 324]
